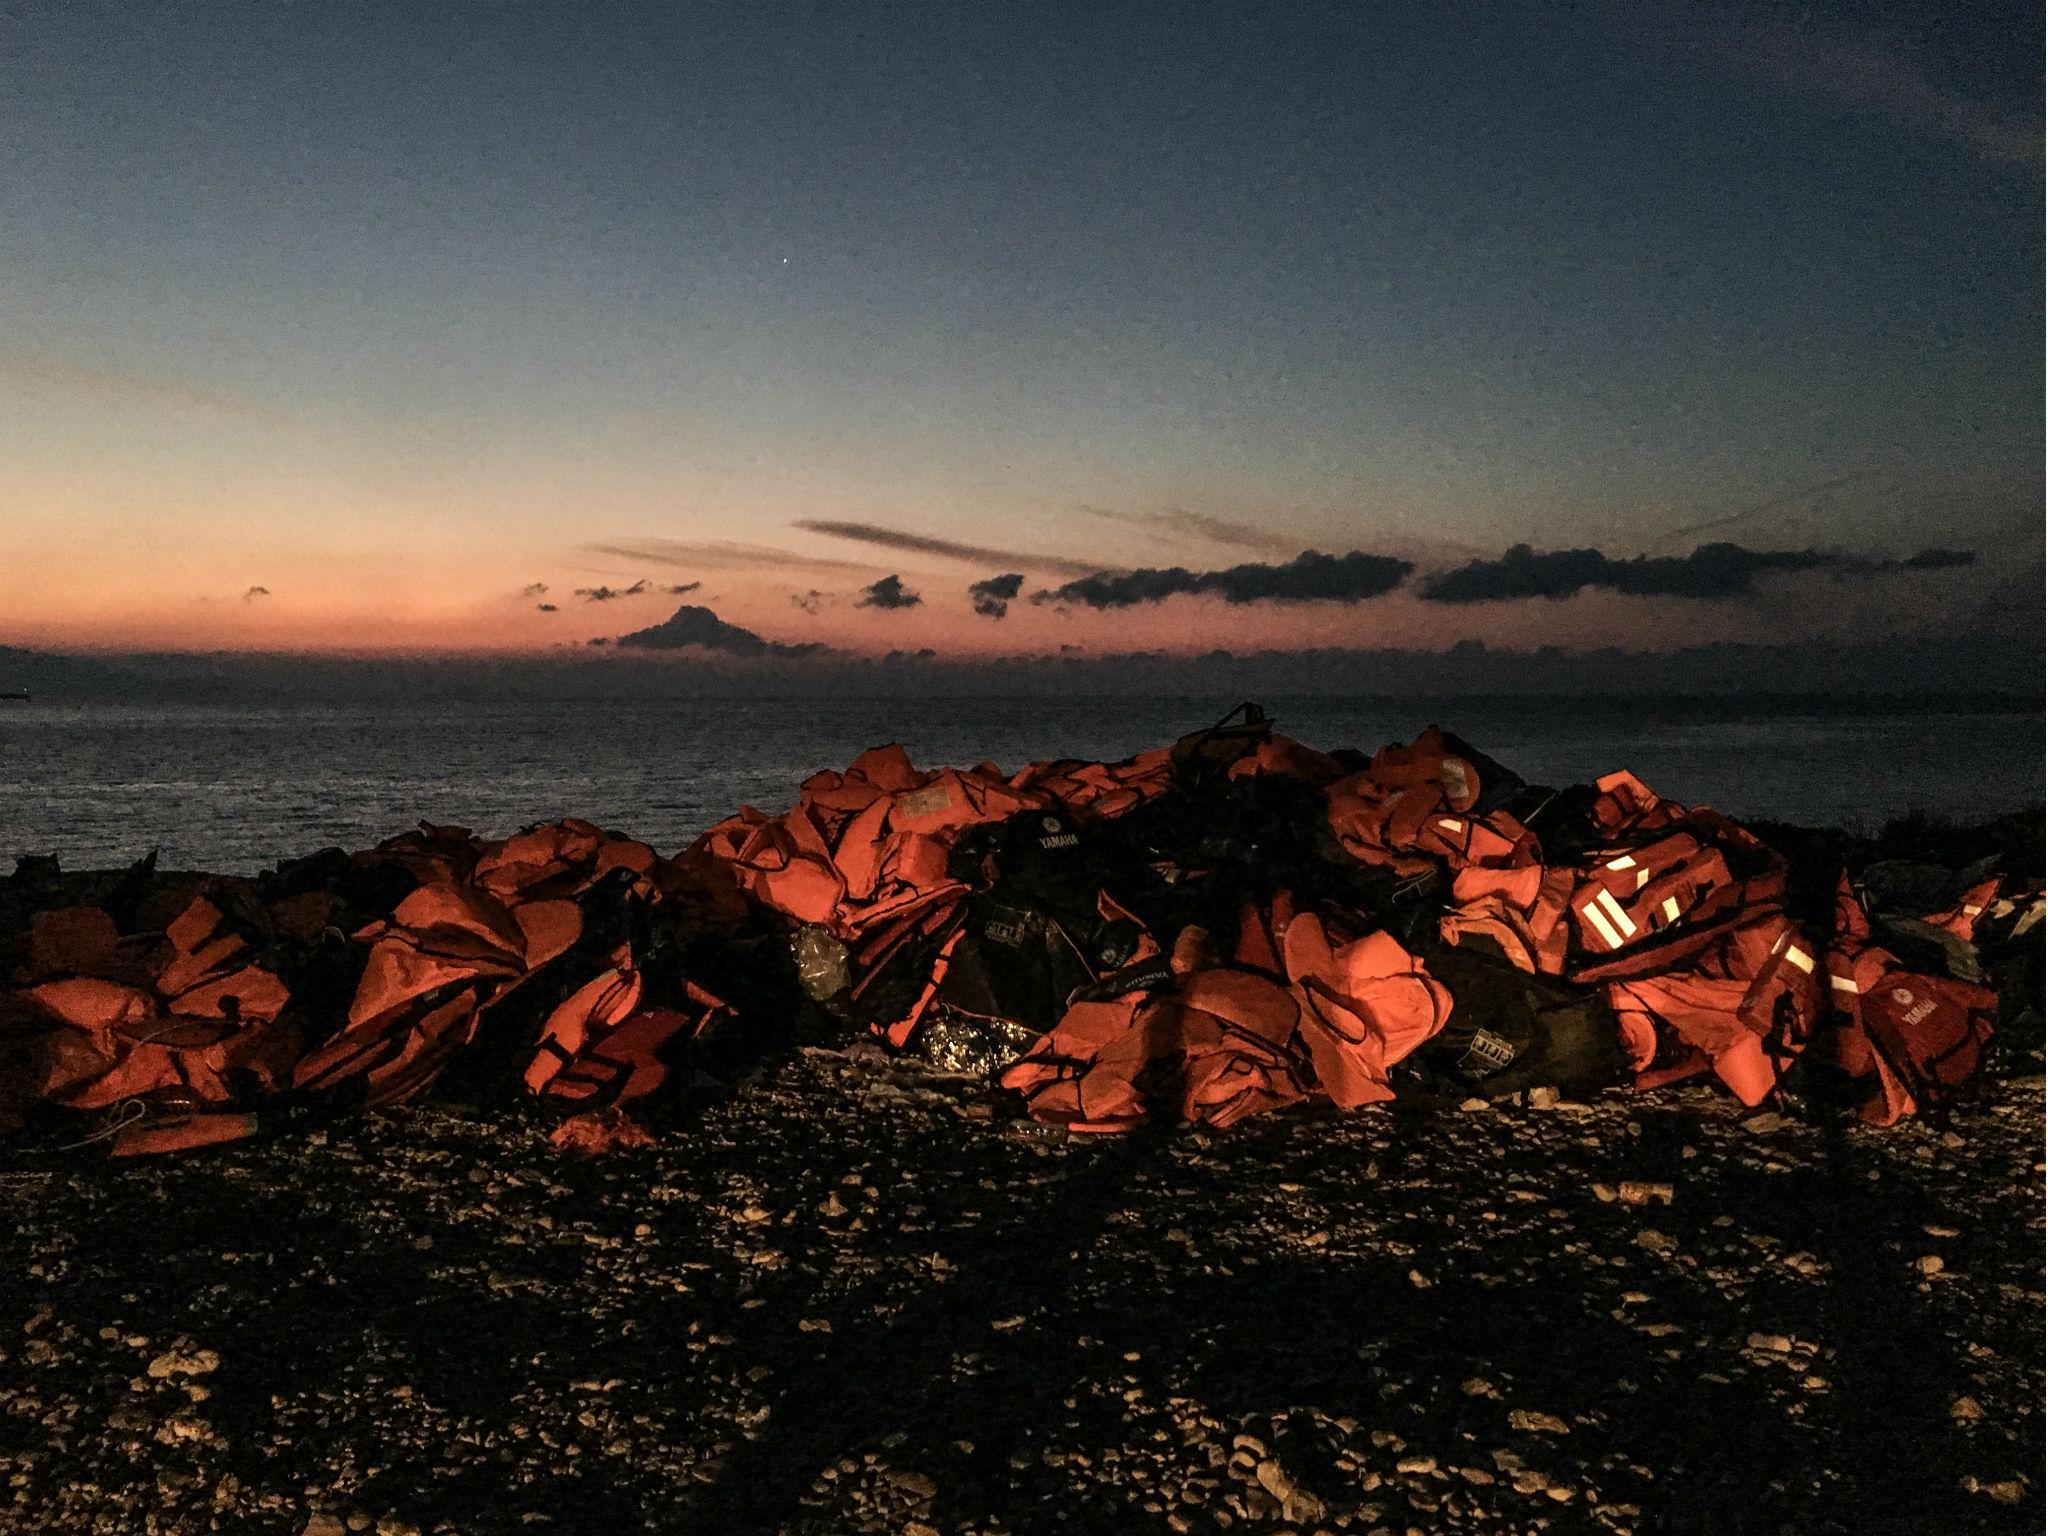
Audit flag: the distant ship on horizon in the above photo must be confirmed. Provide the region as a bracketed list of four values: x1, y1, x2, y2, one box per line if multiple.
[0, 687, 29, 702]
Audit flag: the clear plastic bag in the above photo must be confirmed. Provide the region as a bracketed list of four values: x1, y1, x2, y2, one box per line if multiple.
[792, 924, 851, 1001]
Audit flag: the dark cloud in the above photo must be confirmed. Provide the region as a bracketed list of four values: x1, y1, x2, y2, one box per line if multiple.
[536, 602, 558, 612]
[587, 637, 609, 647]
[575, 579, 650, 602]
[615, 603, 825, 658]
[793, 519, 1110, 578]
[968, 572, 1024, 619]
[1419, 542, 1979, 603]
[858, 574, 922, 610]
[1075, 504, 1295, 554]
[665, 581, 702, 595]
[520, 582, 549, 597]
[242, 585, 271, 602]
[790, 589, 826, 615]
[1033, 549, 1413, 610]
[587, 539, 876, 577]
[883, 647, 938, 662]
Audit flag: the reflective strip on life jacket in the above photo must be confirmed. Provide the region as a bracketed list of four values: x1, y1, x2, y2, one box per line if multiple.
[1578, 887, 1638, 951]
[1770, 933, 1815, 974]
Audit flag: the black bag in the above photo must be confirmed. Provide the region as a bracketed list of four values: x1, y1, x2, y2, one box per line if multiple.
[1416, 941, 1627, 1099]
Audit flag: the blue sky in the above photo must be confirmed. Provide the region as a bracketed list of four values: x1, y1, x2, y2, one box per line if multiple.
[1, 1, 2038, 657]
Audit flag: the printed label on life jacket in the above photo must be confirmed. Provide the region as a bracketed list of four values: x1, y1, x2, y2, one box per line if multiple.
[1036, 814, 1079, 850]
[896, 784, 954, 819]
[982, 909, 1038, 948]
[1889, 986, 1937, 1027]
[1441, 759, 1471, 804]
[1459, 1027, 1519, 1076]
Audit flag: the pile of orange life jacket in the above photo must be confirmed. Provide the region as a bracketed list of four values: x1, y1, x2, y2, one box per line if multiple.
[1, 712, 2030, 1155]
[5, 818, 730, 1152]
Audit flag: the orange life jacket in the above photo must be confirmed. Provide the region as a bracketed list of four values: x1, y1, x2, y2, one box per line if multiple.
[1325, 729, 1535, 877]
[1916, 877, 2002, 944]
[1822, 877, 1996, 1125]
[1604, 911, 1820, 1105]
[1440, 864, 1575, 975]
[695, 745, 1047, 935]
[525, 951, 726, 1113]
[1588, 770, 1690, 835]
[1002, 893, 1450, 1132]
[292, 873, 582, 1106]
[1009, 748, 1175, 822]
[25, 895, 296, 1113]
[110, 1109, 260, 1157]
[1566, 801, 1790, 985]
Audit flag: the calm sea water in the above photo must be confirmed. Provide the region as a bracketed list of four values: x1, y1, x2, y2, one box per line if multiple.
[0, 696, 2039, 873]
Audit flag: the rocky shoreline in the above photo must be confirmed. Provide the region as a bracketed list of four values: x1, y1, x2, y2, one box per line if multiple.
[3, 1046, 2042, 1535]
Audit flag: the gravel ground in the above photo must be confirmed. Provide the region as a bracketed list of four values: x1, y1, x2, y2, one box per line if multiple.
[1, 1055, 2041, 1536]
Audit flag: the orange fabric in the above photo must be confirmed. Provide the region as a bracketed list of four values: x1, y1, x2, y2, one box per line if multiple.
[695, 746, 1052, 937]
[1010, 748, 1174, 822]
[1281, 914, 1453, 1109]
[549, 1106, 658, 1155]
[1919, 877, 2001, 943]
[365, 821, 481, 887]
[1605, 913, 1820, 1105]
[287, 824, 679, 1107]
[111, 1111, 259, 1157]
[1567, 790, 1789, 986]
[525, 960, 643, 1093]
[1441, 864, 1574, 974]
[879, 925, 965, 1049]
[1568, 835, 1735, 962]
[1096, 890, 1163, 965]
[1324, 728, 1535, 877]
[1227, 735, 1345, 785]
[23, 895, 295, 1113]
[1370, 728, 1482, 810]
[475, 817, 660, 903]
[1822, 877, 1996, 1125]
[1002, 896, 1450, 1131]
[1589, 770, 1689, 835]
[1328, 782, 1537, 877]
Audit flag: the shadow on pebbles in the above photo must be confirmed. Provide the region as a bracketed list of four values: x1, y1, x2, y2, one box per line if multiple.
[1, 1056, 2041, 1536]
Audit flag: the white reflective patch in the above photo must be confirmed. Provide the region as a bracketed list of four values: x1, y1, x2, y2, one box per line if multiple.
[1635, 868, 1649, 891]
[1437, 818, 1463, 834]
[1661, 896, 1681, 923]
[1595, 888, 1637, 938]
[1604, 854, 1637, 871]
[1582, 899, 1625, 951]
[1784, 945, 1814, 973]
[1829, 974, 1861, 994]
[1962, 904, 1983, 916]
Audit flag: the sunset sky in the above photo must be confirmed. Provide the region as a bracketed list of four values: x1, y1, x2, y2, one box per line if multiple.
[3, 2, 2040, 663]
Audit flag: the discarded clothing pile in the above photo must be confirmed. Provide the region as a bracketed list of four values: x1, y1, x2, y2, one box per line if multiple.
[0, 705, 2039, 1154]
